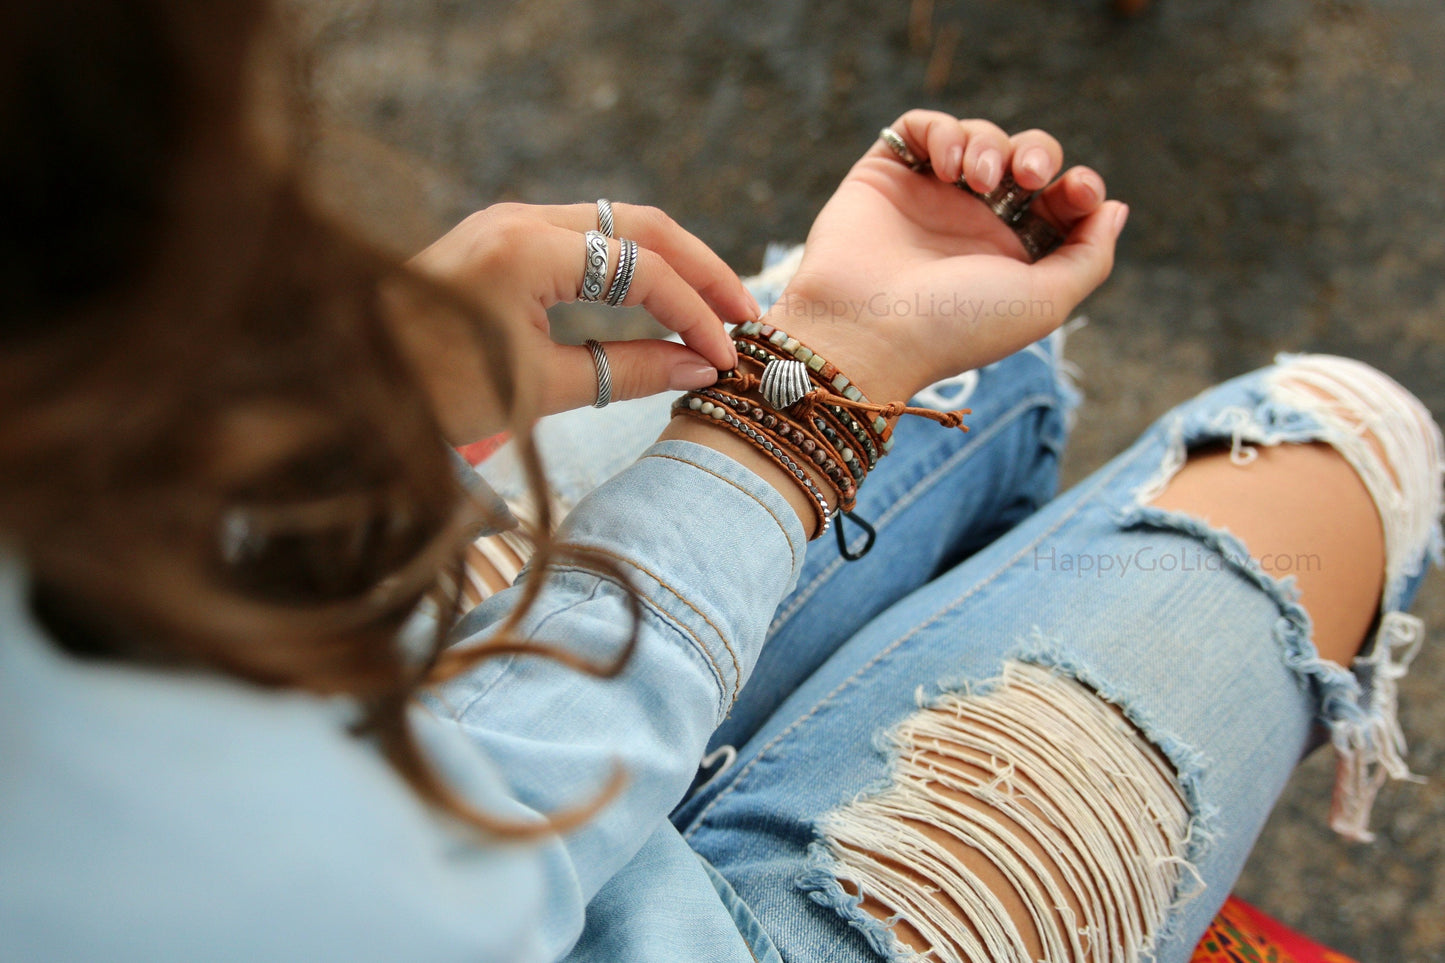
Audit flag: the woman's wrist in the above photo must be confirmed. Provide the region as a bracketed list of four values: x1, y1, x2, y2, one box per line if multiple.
[758, 298, 921, 404]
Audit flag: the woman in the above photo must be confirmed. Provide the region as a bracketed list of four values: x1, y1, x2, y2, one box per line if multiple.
[1, 2, 1439, 962]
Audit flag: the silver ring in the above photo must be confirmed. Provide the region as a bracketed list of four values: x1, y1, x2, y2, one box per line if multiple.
[879, 127, 925, 171]
[1011, 210, 1065, 263]
[597, 198, 615, 237]
[977, 172, 1036, 224]
[580, 230, 610, 302]
[584, 338, 613, 408]
[604, 237, 638, 306]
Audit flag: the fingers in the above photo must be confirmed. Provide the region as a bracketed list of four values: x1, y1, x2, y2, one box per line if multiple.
[1007, 129, 1063, 191]
[874, 111, 1066, 194]
[1028, 166, 1108, 233]
[520, 202, 760, 324]
[529, 226, 738, 371]
[542, 339, 720, 414]
[1031, 200, 1130, 305]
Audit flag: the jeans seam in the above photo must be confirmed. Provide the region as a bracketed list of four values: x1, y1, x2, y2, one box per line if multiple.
[682, 430, 1157, 840]
[639, 451, 799, 573]
[768, 392, 1061, 638]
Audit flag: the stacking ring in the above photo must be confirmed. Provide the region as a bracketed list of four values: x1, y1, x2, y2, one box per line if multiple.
[878, 127, 1063, 262]
[1011, 210, 1065, 263]
[584, 338, 613, 408]
[605, 237, 638, 306]
[878, 127, 924, 170]
[579, 230, 610, 302]
[597, 198, 615, 237]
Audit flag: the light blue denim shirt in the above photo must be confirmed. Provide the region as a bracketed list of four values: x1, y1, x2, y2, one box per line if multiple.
[0, 438, 805, 962]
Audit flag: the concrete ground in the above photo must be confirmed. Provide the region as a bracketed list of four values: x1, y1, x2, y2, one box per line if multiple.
[294, 0, 1445, 957]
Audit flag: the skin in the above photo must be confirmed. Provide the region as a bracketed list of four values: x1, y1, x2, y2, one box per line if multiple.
[422, 112, 1385, 958]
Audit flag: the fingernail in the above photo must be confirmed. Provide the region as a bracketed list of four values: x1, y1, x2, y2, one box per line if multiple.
[746, 290, 762, 318]
[975, 149, 1002, 191]
[1114, 203, 1130, 235]
[945, 144, 964, 180]
[670, 362, 719, 391]
[1020, 148, 1050, 183]
[1078, 174, 1103, 207]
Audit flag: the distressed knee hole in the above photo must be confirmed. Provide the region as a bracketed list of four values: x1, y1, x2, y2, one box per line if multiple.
[810, 662, 1193, 963]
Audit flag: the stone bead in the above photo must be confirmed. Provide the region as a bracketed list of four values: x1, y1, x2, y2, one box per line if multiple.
[769, 329, 788, 345]
[759, 324, 775, 338]
[710, 406, 726, 419]
[819, 363, 838, 382]
[823, 459, 837, 473]
[763, 414, 777, 428]
[831, 373, 850, 392]
[699, 401, 714, 415]
[751, 406, 764, 420]
[806, 355, 826, 373]
[796, 347, 814, 363]
[688, 397, 703, 410]
[872, 415, 888, 434]
[801, 438, 817, 454]
[782, 337, 800, 353]
[740, 321, 761, 335]
[811, 449, 826, 464]
[841, 448, 854, 463]
[883, 435, 896, 453]
[843, 385, 863, 403]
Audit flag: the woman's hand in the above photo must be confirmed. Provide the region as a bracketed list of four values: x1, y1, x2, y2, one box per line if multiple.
[774, 111, 1129, 402]
[401, 202, 756, 445]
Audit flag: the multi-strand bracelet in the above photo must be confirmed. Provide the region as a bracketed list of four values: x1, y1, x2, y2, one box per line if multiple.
[669, 320, 970, 559]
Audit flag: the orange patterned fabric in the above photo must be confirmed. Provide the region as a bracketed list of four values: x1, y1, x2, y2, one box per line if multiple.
[1191, 896, 1358, 963]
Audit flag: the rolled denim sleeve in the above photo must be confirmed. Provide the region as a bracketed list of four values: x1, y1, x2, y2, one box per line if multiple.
[422, 438, 806, 953]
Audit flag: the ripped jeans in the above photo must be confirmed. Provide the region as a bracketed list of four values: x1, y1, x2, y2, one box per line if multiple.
[478, 276, 1440, 962]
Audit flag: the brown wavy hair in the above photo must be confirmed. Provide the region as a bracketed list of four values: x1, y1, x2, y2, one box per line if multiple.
[0, 0, 637, 835]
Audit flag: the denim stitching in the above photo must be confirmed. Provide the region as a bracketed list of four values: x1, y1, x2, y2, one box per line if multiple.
[573, 543, 745, 709]
[768, 392, 1059, 637]
[639, 451, 799, 573]
[682, 431, 1156, 840]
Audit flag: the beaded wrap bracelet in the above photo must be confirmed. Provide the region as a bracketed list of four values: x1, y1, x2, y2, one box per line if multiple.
[669, 321, 971, 560]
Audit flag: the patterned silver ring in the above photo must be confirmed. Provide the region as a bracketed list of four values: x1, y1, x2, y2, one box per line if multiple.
[878, 127, 924, 170]
[604, 237, 638, 306]
[585, 338, 613, 408]
[579, 230, 610, 302]
[597, 198, 615, 237]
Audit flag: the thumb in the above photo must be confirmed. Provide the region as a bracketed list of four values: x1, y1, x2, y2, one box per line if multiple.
[540, 339, 721, 415]
[1032, 200, 1128, 306]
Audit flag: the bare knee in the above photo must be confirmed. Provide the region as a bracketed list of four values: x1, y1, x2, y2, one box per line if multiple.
[820, 663, 1192, 963]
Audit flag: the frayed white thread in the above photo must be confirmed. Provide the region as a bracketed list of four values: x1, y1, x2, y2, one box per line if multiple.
[1329, 611, 1428, 841]
[1265, 355, 1444, 838]
[1267, 354, 1444, 597]
[814, 663, 1192, 963]
[1131, 416, 1188, 505]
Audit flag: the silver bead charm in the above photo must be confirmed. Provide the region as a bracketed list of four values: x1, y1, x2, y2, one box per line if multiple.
[760, 358, 812, 410]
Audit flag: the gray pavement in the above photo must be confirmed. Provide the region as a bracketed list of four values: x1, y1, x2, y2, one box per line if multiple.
[296, 0, 1445, 957]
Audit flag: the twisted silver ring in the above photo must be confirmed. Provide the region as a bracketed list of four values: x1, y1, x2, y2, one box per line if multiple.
[597, 198, 615, 237]
[605, 237, 638, 306]
[584, 338, 613, 408]
[580, 230, 610, 302]
[879, 127, 925, 170]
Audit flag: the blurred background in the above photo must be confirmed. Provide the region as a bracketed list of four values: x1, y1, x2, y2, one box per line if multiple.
[290, 0, 1444, 957]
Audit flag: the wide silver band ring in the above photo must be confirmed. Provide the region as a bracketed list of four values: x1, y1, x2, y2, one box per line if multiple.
[878, 127, 1062, 262]
[597, 198, 615, 237]
[584, 338, 613, 408]
[604, 237, 638, 306]
[580, 230, 610, 302]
